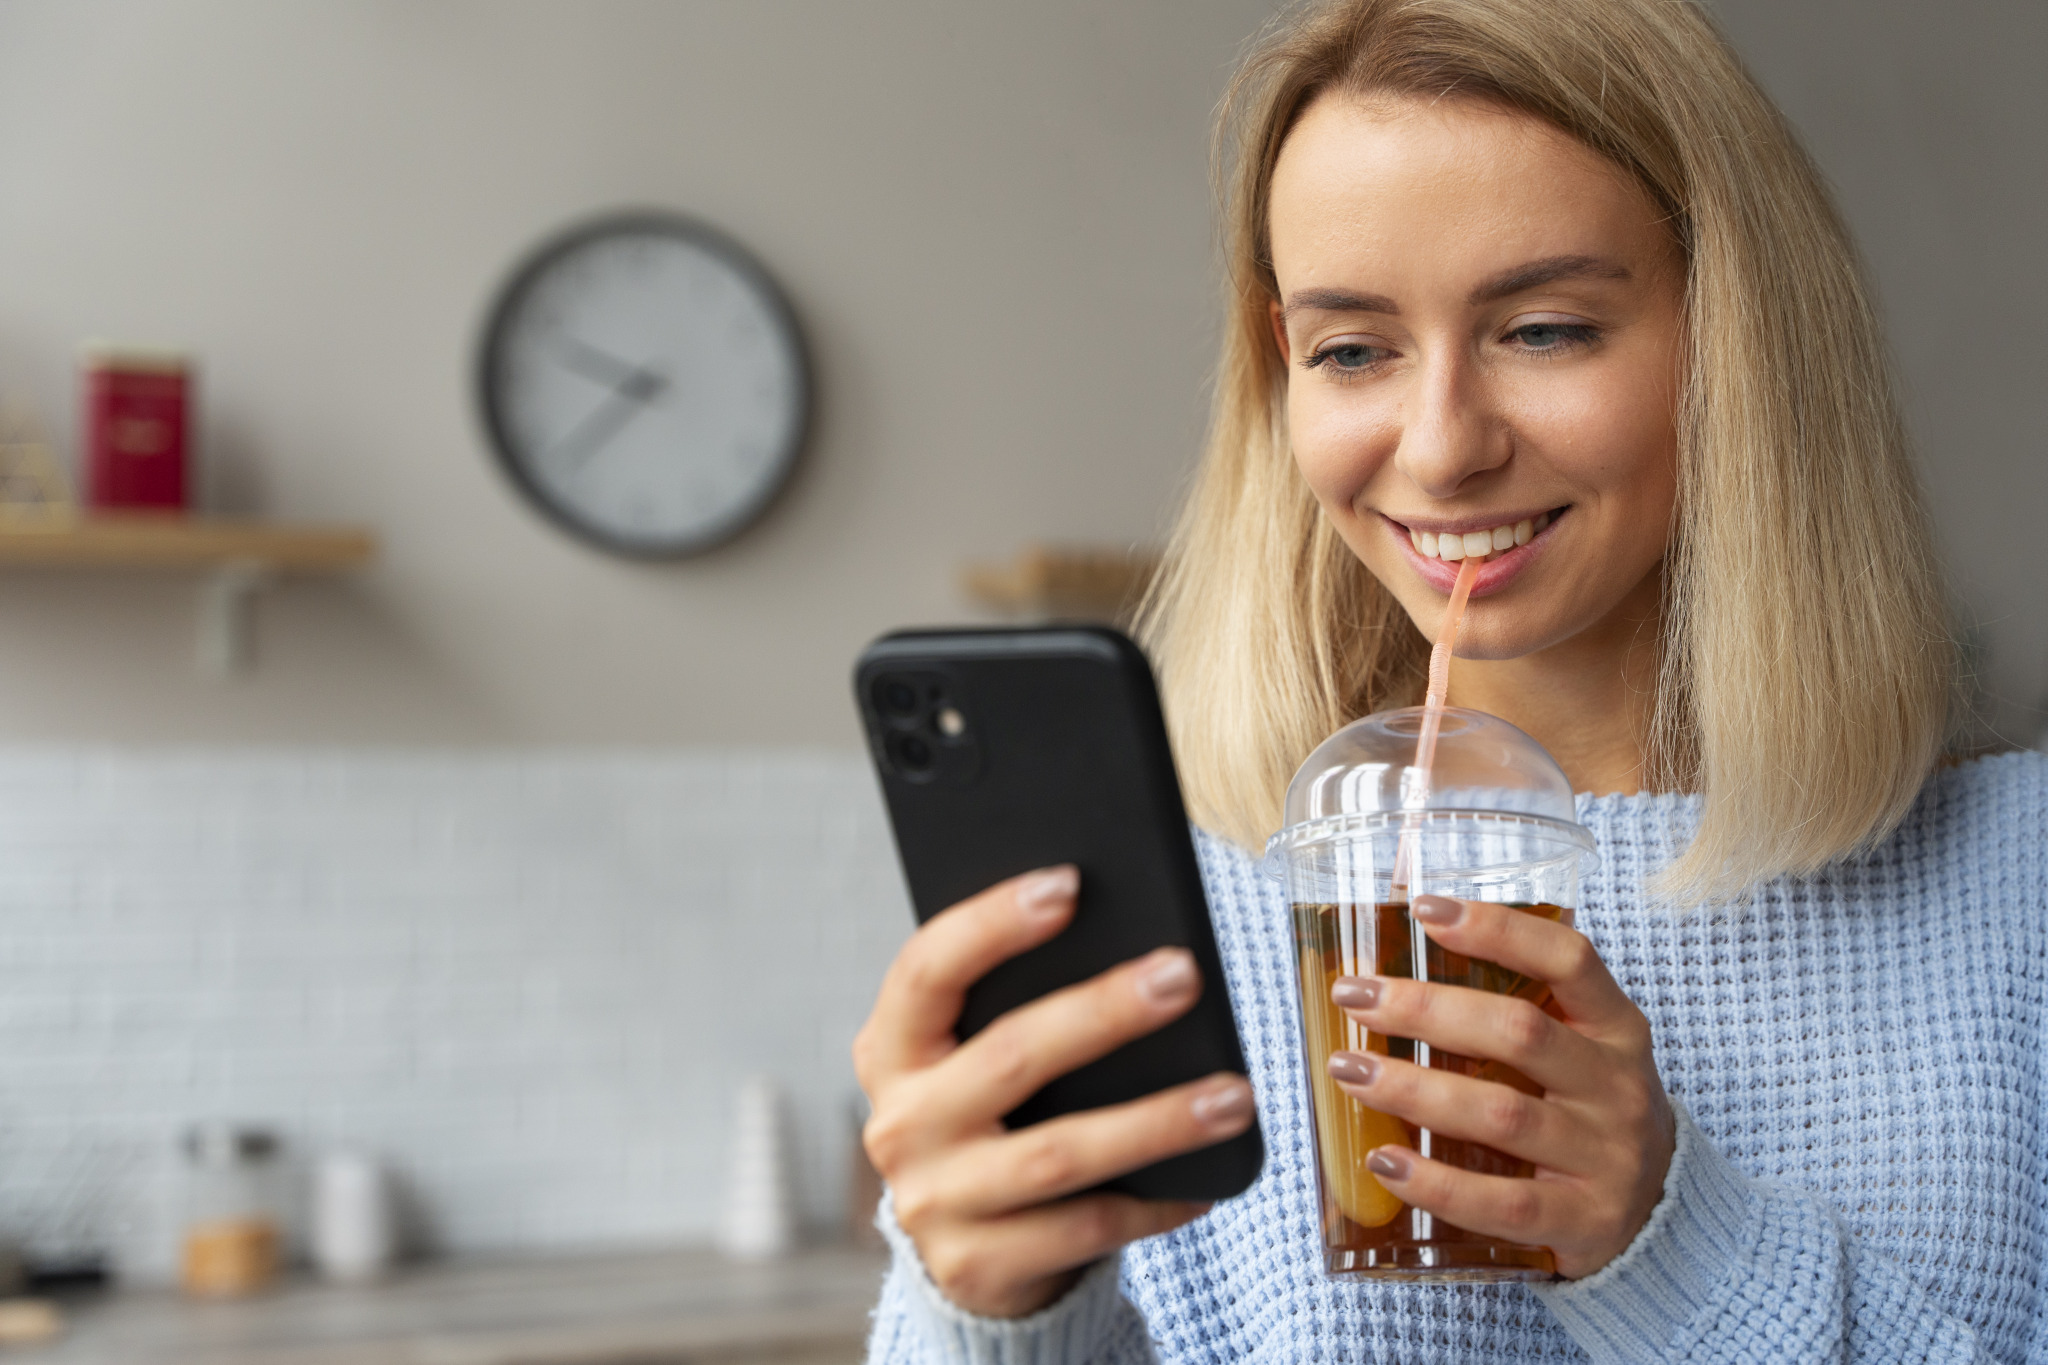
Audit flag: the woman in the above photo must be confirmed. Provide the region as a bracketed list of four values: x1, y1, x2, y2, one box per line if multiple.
[855, 0, 2047, 1359]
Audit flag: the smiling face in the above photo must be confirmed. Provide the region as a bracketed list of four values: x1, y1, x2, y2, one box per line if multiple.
[1268, 93, 1685, 661]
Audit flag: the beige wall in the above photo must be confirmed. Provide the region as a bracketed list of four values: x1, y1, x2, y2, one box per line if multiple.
[0, 0, 1274, 743]
[0, 0, 2039, 748]
[1708, 0, 2048, 745]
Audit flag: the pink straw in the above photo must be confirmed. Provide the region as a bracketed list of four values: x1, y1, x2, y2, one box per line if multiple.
[1391, 554, 1483, 899]
[1414, 554, 1482, 776]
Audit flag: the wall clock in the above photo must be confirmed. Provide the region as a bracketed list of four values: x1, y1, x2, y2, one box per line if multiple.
[476, 211, 811, 558]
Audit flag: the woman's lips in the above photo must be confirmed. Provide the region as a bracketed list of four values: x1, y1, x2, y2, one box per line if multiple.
[1385, 509, 1566, 597]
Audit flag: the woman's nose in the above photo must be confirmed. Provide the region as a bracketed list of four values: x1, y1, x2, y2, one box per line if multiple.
[1392, 353, 1510, 498]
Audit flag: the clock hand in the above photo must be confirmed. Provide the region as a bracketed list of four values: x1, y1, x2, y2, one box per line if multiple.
[556, 336, 668, 393]
[545, 377, 663, 471]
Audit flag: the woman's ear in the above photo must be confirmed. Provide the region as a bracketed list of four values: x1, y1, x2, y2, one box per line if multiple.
[1268, 301, 1291, 365]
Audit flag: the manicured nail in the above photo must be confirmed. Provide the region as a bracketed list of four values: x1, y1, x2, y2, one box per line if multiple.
[1327, 1051, 1380, 1087]
[1137, 948, 1199, 1004]
[1366, 1147, 1412, 1181]
[1017, 866, 1079, 920]
[1331, 976, 1380, 1010]
[1190, 1076, 1254, 1130]
[1411, 895, 1463, 925]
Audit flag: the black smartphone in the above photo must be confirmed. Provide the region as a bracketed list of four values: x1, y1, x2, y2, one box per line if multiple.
[854, 624, 1263, 1203]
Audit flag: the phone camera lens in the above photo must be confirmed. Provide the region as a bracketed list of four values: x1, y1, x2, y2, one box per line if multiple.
[874, 674, 922, 721]
[888, 731, 937, 778]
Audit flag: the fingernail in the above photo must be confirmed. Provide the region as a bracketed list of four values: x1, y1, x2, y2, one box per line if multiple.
[1138, 948, 1199, 1004]
[1366, 1147, 1412, 1181]
[1327, 1050, 1380, 1086]
[1411, 895, 1463, 925]
[1190, 1077, 1254, 1129]
[1331, 976, 1380, 1010]
[1017, 866, 1078, 919]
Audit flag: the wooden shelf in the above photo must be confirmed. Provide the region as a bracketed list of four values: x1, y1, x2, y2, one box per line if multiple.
[962, 543, 1160, 621]
[0, 512, 375, 571]
[0, 512, 377, 677]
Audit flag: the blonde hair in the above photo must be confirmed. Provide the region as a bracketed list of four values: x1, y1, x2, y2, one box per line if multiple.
[1136, 0, 1956, 900]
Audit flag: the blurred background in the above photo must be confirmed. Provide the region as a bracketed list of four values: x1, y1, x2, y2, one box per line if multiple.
[0, 1, 2036, 1360]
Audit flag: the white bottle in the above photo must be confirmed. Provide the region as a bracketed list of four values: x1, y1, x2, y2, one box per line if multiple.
[717, 1076, 797, 1260]
[310, 1151, 396, 1283]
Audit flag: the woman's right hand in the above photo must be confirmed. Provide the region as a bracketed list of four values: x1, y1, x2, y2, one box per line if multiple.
[852, 864, 1257, 1319]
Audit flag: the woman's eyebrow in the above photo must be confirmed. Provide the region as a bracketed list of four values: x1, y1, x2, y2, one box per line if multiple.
[1469, 254, 1631, 304]
[1282, 256, 1632, 321]
[1281, 287, 1400, 319]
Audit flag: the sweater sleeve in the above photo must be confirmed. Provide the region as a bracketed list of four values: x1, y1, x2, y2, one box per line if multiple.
[863, 1189, 1160, 1365]
[1536, 1102, 1993, 1363]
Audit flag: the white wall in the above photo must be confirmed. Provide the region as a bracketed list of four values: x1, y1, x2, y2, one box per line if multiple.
[1708, 0, 2048, 745]
[0, 0, 1273, 744]
[0, 1, 2038, 746]
[0, 748, 907, 1272]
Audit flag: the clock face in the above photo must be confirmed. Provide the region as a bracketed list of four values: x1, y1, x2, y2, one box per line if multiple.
[477, 213, 810, 557]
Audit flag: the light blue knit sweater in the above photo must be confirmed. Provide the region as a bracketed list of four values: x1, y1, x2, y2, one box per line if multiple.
[864, 751, 2048, 1363]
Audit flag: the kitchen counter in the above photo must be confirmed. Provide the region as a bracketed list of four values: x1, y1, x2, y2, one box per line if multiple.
[10, 1247, 889, 1365]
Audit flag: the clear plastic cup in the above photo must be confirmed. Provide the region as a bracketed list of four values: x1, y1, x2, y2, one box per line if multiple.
[1265, 706, 1596, 1282]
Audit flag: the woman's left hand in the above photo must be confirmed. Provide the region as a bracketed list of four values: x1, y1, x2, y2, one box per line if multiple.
[1327, 893, 1676, 1279]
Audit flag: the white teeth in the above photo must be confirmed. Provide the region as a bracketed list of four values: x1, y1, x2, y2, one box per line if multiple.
[1409, 512, 1560, 562]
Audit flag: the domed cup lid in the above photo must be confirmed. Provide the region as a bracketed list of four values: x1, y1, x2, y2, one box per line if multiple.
[1263, 706, 1595, 873]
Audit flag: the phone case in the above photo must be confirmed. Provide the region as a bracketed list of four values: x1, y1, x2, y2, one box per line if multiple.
[854, 625, 1264, 1203]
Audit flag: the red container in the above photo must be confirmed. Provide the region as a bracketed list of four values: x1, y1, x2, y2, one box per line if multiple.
[82, 346, 192, 510]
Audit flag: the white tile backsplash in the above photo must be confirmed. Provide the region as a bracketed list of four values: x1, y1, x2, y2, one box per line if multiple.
[0, 747, 911, 1279]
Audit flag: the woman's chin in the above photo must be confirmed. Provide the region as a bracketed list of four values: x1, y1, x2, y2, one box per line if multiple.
[1385, 591, 1577, 663]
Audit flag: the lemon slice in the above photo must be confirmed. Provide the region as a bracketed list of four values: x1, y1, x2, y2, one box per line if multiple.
[1300, 958, 1409, 1228]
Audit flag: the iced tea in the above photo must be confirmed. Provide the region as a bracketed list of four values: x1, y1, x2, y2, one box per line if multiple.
[1294, 899, 1563, 1280]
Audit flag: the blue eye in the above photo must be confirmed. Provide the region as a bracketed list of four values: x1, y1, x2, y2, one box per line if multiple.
[1304, 341, 1386, 373]
[1509, 322, 1597, 351]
